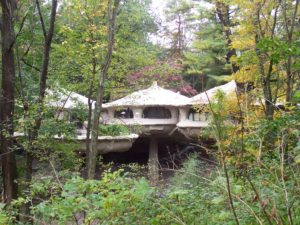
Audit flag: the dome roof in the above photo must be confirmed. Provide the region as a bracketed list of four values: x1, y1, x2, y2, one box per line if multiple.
[103, 81, 190, 108]
[191, 80, 237, 104]
[47, 89, 95, 109]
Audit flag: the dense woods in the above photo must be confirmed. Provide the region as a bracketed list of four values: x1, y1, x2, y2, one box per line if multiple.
[0, 0, 299, 224]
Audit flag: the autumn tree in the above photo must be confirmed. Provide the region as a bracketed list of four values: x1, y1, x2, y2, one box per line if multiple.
[53, 0, 109, 154]
[230, 0, 300, 119]
[281, 0, 299, 102]
[87, 0, 120, 179]
[125, 59, 198, 97]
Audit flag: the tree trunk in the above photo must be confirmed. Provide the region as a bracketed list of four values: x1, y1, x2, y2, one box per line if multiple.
[255, 39, 275, 120]
[86, 94, 93, 154]
[215, 1, 239, 73]
[87, 0, 119, 179]
[0, 0, 18, 203]
[285, 58, 292, 102]
[85, 58, 96, 158]
[87, 81, 104, 179]
[148, 137, 159, 186]
[283, 0, 299, 102]
[177, 15, 182, 56]
[253, 3, 280, 120]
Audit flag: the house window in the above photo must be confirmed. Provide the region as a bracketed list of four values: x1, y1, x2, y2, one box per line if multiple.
[143, 107, 171, 119]
[114, 108, 133, 119]
[188, 108, 209, 121]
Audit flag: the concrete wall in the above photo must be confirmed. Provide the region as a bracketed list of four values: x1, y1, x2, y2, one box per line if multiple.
[76, 135, 138, 154]
[104, 106, 187, 126]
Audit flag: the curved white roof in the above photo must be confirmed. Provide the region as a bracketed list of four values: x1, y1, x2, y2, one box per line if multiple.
[47, 89, 95, 109]
[191, 80, 237, 104]
[103, 81, 190, 108]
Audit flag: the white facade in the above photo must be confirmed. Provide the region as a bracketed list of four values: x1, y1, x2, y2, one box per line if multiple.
[102, 82, 193, 129]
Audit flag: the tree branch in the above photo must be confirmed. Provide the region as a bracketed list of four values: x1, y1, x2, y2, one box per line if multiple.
[9, 12, 29, 51]
[36, 0, 47, 38]
[270, 1, 280, 39]
[15, 12, 28, 40]
[21, 59, 41, 72]
[289, 0, 299, 39]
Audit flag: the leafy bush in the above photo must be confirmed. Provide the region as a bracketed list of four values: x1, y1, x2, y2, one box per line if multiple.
[7, 152, 300, 225]
[0, 204, 13, 225]
[99, 124, 130, 136]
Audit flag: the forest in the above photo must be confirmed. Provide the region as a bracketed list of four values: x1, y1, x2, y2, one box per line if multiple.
[0, 0, 300, 224]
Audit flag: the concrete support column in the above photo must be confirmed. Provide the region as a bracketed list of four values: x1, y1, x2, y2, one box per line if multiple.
[108, 109, 114, 119]
[170, 107, 178, 119]
[179, 107, 189, 122]
[133, 108, 143, 119]
[148, 137, 159, 186]
[101, 111, 109, 124]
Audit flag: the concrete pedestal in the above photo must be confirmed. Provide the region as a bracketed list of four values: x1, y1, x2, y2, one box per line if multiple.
[148, 137, 159, 185]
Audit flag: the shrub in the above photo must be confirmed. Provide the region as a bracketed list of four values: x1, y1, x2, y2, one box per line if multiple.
[99, 124, 130, 136]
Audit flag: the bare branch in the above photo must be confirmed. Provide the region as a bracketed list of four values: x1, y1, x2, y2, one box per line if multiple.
[289, 0, 299, 39]
[21, 39, 33, 58]
[15, 12, 28, 39]
[270, 1, 280, 39]
[37, 0, 58, 107]
[36, 0, 47, 38]
[21, 58, 41, 72]
[9, 12, 29, 51]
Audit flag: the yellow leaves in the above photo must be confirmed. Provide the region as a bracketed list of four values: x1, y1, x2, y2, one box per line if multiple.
[87, 24, 97, 32]
[99, 26, 108, 36]
[60, 25, 73, 34]
[232, 65, 259, 83]
[84, 37, 92, 42]
[231, 37, 255, 50]
[231, 24, 256, 50]
[230, 55, 238, 65]
[193, 104, 209, 113]
[230, 0, 279, 51]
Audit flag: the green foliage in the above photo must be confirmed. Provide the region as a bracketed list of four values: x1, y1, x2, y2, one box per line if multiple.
[46, 141, 82, 170]
[6, 141, 300, 224]
[51, 0, 159, 100]
[257, 38, 300, 64]
[29, 170, 157, 224]
[164, 0, 194, 54]
[99, 124, 130, 136]
[0, 204, 12, 225]
[292, 90, 300, 103]
[170, 153, 204, 189]
[181, 3, 232, 91]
